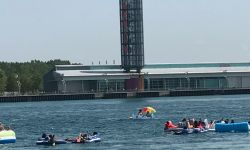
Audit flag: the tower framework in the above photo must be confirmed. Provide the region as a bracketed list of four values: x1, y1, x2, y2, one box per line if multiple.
[120, 0, 144, 72]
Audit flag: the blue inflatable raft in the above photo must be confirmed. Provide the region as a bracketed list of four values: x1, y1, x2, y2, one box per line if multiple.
[215, 122, 250, 132]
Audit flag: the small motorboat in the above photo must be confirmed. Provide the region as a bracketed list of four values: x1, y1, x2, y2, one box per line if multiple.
[215, 122, 249, 132]
[0, 130, 16, 144]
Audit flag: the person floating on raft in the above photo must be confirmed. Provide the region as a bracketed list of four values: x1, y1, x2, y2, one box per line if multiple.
[66, 132, 100, 144]
[137, 109, 143, 117]
[36, 133, 58, 146]
[76, 133, 88, 143]
[132, 107, 156, 119]
[164, 121, 177, 130]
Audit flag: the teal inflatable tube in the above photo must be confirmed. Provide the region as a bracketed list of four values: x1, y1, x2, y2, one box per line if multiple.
[215, 122, 249, 132]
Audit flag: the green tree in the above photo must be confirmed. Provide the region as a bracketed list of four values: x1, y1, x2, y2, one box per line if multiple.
[0, 59, 71, 94]
[0, 69, 7, 95]
[31, 73, 42, 93]
[6, 73, 19, 92]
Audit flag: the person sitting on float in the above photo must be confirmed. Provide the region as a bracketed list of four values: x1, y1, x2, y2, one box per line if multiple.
[81, 133, 90, 142]
[193, 120, 199, 128]
[0, 122, 5, 131]
[76, 133, 85, 143]
[42, 133, 48, 139]
[75, 134, 81, 143]
[220, 118, 225, 123]
[178, 118, 191, 129]
[224, 119, 230, 124]
[197, 119, 204, 129]
[203, 119, 210, 129]
[137, 109, 143, 116]
[164, 121, 177, 130]
[45, 134, 50, 141]
[39, 133, 51, 141]
[48, 134, 55, 146]
[209, 120, 215, 129]
[145, 111, 152, 118]
[188, 118, 195, 128]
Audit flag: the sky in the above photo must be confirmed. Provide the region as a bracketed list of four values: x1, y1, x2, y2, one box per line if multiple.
[0, 0, 250, 65]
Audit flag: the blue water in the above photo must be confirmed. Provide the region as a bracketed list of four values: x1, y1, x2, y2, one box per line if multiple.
[1, 95, 250, 150]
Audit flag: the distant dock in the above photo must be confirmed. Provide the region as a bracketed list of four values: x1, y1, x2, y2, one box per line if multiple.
[1, 88, 250, 103]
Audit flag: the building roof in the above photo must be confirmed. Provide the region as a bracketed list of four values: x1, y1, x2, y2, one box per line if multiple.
[143, 67, 250, 75]
[54, 62, 250, 78]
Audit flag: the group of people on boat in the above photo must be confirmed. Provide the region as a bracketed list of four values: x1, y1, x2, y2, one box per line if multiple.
[164, 118, 215, 131]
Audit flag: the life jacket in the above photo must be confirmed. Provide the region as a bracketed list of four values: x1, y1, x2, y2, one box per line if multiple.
[165, 121, 177, 128]
[198, 122, 203, 128]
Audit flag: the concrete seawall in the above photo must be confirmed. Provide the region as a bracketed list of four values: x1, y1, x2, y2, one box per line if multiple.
[169, 88, 250, 96]
[0, 88, 250, 103]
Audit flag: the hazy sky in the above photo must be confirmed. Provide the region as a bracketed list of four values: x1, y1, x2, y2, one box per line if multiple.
[1, 0, 250, 65]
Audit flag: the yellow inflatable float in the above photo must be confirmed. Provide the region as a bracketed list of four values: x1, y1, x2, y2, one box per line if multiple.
[0, 130, 16, 144]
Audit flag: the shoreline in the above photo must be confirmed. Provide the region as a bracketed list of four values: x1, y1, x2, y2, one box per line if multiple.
[1, 88, 250, 103]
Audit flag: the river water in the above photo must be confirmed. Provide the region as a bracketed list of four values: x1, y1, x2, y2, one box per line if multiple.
[1, 94, 250, 150]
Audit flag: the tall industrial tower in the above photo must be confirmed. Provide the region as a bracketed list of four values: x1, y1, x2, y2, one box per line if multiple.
[120, 0, 144, 73]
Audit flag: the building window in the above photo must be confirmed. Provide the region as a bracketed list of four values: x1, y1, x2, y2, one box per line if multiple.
[98, 80, 125, 92]
[150, 79, 163, 90]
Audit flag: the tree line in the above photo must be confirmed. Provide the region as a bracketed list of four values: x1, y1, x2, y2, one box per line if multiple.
[0, 59, 71, 95]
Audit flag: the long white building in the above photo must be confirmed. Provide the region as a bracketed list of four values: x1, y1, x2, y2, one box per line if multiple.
[43, 62, 250, 93]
